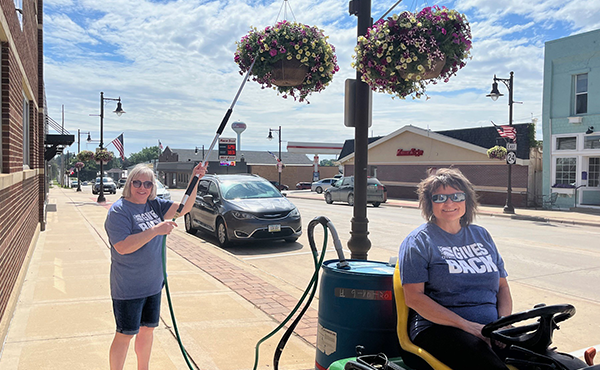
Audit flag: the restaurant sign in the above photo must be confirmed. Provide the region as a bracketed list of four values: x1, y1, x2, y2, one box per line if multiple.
[397, 148, 424, 157]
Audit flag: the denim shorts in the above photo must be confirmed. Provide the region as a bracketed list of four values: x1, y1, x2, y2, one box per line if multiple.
[112, 292, 161, 335]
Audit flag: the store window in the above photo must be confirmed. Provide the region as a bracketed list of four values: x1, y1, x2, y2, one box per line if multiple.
[584, 135, 600, 150]
[575, 73, 588, 115]
[555, 158, 576, 186]
[556, 137, 576, 150]
[589, 158, 600, 187]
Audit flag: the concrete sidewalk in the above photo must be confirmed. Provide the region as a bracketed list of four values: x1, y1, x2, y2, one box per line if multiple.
[0, 187, 316, 370]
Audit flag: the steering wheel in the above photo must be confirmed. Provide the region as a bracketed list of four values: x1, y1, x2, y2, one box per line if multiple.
[482, 304, 576, 352]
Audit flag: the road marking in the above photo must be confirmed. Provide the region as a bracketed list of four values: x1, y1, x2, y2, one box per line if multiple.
[569, 344, 599, 359]
[241, 248, 351, 260]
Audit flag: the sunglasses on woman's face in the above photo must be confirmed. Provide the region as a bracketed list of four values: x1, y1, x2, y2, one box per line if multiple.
[132, 180, 153, 189]
[431, 192, 466, 203]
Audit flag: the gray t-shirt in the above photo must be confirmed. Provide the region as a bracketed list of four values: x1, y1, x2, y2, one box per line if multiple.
[398, 222, 508, 341]
[105, 197, 173, 300]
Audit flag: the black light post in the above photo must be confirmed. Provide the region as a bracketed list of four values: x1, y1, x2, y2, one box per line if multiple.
[96, 92, 125, 203]
[267, 126, 282, 190]
[195, 145, 205, 161]
[347, 0, 372, 259]
[487, 71, 515, 214]
[76, 129, 92, 192]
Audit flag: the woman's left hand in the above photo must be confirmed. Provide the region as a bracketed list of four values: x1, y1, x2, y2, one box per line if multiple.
[193, 162, 208, 177]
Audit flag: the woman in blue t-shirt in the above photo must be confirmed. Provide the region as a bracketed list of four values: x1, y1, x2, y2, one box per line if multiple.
[398, 168, 513, 370]
[105, 162, 206, 370]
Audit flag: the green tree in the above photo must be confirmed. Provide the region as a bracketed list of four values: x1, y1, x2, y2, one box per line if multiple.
[320, 159, 335, 166]
[127, 146, 160, 167]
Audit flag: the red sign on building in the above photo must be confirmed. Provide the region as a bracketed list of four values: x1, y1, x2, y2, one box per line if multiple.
[396, 148, 424, 157]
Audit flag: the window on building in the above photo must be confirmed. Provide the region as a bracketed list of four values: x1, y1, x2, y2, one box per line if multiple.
[555, 158, 576, 186]
[575, 73, 588, 115]
[556, 137, 576, 150]
[23, 95, 30, 168]
[14, 0, 23, 29]
[584, 135, 600, 150]
[589, 158, 600, 187]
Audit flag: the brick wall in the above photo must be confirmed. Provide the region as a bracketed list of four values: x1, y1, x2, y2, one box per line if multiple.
[251, 165, 340, 187]
[0, 0, 44, 344]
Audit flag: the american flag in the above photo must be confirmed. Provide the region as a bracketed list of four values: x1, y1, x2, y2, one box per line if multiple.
[494, 124, 517, 141]
[158, 140, 163, 150]
[110, 133, 125, 160]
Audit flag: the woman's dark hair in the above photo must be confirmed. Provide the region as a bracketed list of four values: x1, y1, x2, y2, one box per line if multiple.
[417, 168, 479, 226]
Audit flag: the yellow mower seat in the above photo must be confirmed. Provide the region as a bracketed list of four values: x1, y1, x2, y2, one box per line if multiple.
[393, 263, 452, 370]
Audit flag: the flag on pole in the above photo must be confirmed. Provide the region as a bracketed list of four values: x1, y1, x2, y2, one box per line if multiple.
[110, 133, 125, 160]
[158, 140, 163, 150]
[268, 150, 280, 162]
[491, 121, 517, 141]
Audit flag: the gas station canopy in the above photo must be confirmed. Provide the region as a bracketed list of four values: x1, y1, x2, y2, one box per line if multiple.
[287, 142, 344, 155]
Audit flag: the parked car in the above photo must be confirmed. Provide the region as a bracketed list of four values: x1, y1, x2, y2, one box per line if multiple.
[270, 181, 289, 191]
[156, 180, 171, 200]
[311, 178, 336, 194]
[117, 178, 127, 189]
[324, 176, 387, 207]
[184, 174, 302, 247]
[296, 182, 312, 190]
[92, 177, 117, 195]
[70, 179, 79, 188]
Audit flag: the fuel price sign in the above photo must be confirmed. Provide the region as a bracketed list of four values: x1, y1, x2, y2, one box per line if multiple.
[219, 138, 237, 161]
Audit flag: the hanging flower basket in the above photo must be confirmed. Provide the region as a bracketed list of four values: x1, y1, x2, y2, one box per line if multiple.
[77, 150, 94, 162]
[487, 145, 507, 160]
[74, 161, 85, 170]
[234, 20, 339, 103]
[353, 6, 472, 99]
[95, 149, 114, 164]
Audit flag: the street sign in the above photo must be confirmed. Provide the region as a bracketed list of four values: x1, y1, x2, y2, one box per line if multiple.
[507, 143, 517, 151]
[506, 151, 517, 165]
[218, 138, 237, 161]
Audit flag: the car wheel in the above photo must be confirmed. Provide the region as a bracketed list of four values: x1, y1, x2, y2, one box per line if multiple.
[284, 237, 298, 243]
[184, 214, 197, 235]
[325, 193, 333, 204]
[216, 219, 229, 247]
[372, 202, 381, 207]
[316, 187, 323, 194]
[347, 193, 354, 206]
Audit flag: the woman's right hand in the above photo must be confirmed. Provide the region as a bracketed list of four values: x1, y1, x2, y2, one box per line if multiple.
[152, 221, 178, 236]
[461, 321, 490, 345]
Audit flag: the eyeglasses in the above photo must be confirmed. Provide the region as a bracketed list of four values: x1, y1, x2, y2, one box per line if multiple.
[132, 180, 153, 189]
[431, 192, 466, 203]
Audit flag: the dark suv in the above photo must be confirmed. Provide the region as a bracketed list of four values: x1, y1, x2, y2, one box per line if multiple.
[92, 177, 117, 195]
[184, 174, 302, 247]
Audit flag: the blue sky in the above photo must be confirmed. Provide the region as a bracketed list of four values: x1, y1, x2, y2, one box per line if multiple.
[43, 0, 600, 157]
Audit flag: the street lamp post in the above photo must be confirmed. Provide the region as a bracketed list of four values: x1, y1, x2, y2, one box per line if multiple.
[347, 0, 372, 259]
[76, 129, 92, 192]
[267, 126, 282, 190]
[96, 92, 125, 203]
[487, 71, 515, 214]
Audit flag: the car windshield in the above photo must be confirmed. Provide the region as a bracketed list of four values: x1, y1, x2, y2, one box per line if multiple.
[157, 181, 165, 190]
[220, 180, 283, 200]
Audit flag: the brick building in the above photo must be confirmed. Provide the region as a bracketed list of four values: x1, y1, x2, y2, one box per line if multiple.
[0, 0, 57, 345]
[338, 124, 539, 207]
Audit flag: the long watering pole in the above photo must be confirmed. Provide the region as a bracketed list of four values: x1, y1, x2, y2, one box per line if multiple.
[162, 58, 258, 370]
[172, 58, 257, 220]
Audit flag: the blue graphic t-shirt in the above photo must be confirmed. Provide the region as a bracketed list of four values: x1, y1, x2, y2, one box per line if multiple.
[398, 222, 508, 341]
[105, 197, 173, 300]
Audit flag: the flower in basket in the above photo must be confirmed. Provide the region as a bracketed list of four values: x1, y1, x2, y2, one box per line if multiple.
[353, 6, 472, 99]
[487, 145, 507, 160]
[74, 162, 85, 170]
[94, 149, 114, 163]
[234, 20, 339, 103]
[77, 150, 95, 162]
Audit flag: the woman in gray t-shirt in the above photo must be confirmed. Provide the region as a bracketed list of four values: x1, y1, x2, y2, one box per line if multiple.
[398, 168, 513, 370]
